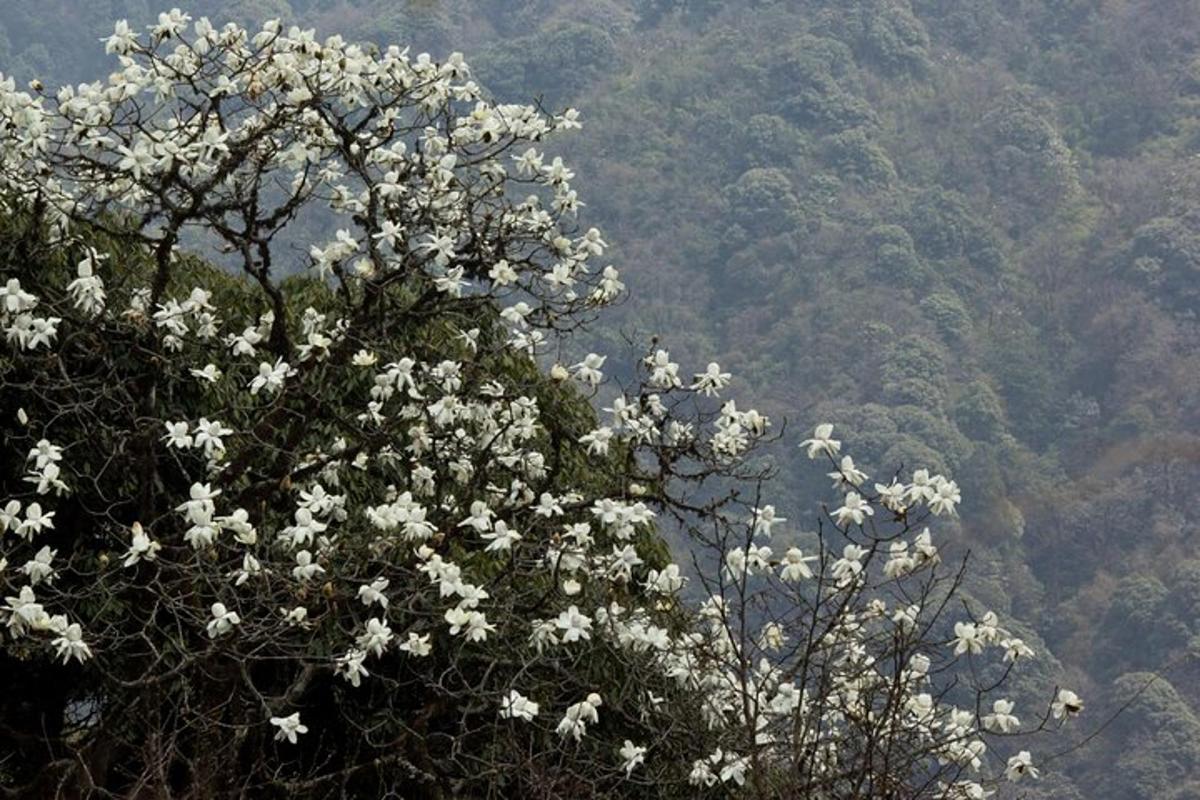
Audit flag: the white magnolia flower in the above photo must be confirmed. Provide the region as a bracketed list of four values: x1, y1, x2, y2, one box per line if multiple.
[875, 480, 908, 512]
[52, 622, 92, 664]
[1005, 751, 1038, 781]
[832, 492, 873, 527]
[751, 505, 786, 538]
[270, 712, 308, 744]
[758, 621, 787, 651]
[27, 439, 62, 469]
[644, 349, 681, 388]
[689, 758, 718, 788]
[1001, 637, 1035, 662]
[26, 460, 69, 495]
[21, 545, 56, 585]
[800, 423, 841, 459]
[908, 654, 932, 678]
[779, 548, 817, 582]
[828, 455, 868, 489]
[691, 362, 731, 396]
[189, 363, 223, 383]
[0, 500, 20, 535]
[645, 563, 685, 594]
[399, 632, 432, 657]
[4, 586, 47, 635]
[884, 541, 915, 579]
[249, 358, 292, 396]
[206, 602, 240, 638]
[357, 618, 393, 657]
[357, 577, 390, 608]
[190, 422, 230, 460]
[499, 690, 539, 722]
[892, 604, 920, 632]
[1051, 689, 1084, 719]
[983, 698, 1020, 732]
[906, 469, 937, 504]
[724, 547, 748, 580]
[163, 421, 193, 449]
[719, 754, 749, 786]
[231, 554, 262, 587]
[831, 544, 867, 584]
[291, 550, 325, 581]
[554, 605, 593, 643]
[16, 502, 55, 539]
[281, 607, 309, 627]
[556, 693, 602, 741]
[123, 522, 162, 567]
[929, 478, 961, 516]
[481, 520, 522, 552]
[336, 649, 369, 688]
[1, 278, 37, 314]
[571, 353, 606, 386]
[619, 740, 647, 776]
[952, 621, 984, 656]
[444, 607, 495, 642]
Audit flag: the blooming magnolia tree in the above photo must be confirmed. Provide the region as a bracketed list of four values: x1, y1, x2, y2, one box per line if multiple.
[0, 10, 1082, 799]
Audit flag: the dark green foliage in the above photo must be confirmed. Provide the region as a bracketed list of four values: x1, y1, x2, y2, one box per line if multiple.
[979, 323, 1063, 441]
[815, 0, 931, 77]
[984, 88, 1078, 208]
[906, 189, 983, 261]
[879, 436, 948, 478]
[910, 0, 1002, 50]
[868, 224, 933, 287]
[1123, 216, 1200, 313]
[826, 127, 897, 187]
[880, 334, 948, 410]
[1097, 674, 1200, 800]
[919, 291, 973, 343]
[1171, 559, 1200, 626]
[726, 167, 804, 237]
[769, 34, 856, 92]
[476, 23, 618, 105]
[889, 405, 973, 470]
[859, 4, 930, 76]
[738, 114, 808, 169]
[1093, 577, 1189, 679]
[952, 381, 1006, 440]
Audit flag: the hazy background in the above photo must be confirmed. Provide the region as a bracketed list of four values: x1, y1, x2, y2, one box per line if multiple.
[4, 2, 1200, 796]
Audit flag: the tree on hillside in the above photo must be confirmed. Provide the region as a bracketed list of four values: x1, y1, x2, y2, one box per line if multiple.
[0, 11, 1080, 799]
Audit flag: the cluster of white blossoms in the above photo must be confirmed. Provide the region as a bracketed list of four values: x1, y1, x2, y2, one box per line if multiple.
[2, 276, 61, 350]
[623, 422, 1079, 797]
[0, 10, 1080, 795]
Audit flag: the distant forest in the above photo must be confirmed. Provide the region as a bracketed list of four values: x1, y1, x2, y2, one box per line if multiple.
[3, 2, 1200, 796]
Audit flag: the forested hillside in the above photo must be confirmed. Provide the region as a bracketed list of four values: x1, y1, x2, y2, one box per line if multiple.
[4, 2, 1200, 796]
